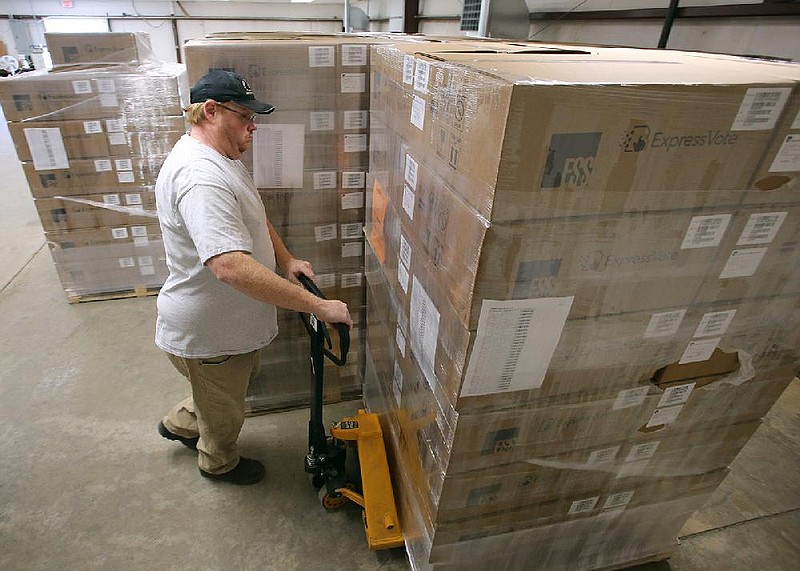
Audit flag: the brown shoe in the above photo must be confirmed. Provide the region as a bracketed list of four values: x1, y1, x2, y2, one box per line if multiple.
[199, 458, 265, 485]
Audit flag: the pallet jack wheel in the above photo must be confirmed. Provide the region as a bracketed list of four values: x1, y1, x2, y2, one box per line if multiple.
[318, 482, 355, 511]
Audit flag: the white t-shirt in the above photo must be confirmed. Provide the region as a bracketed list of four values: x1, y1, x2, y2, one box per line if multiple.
[154, 134, 278, 358]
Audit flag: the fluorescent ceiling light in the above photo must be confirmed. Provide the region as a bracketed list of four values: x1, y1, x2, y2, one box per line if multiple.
[290, 0, 315, 3]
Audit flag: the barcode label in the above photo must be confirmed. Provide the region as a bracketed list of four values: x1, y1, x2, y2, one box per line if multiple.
[643, 309, 687, 338]
[737, 212, 787, 245]
[681, 214, 732, 249]
[732, 88, 791, 131]
[308, 46, 335, 67]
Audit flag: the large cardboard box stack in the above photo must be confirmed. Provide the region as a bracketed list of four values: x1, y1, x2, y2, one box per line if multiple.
[183, 33, 390, 412]
[1, 32, 187, 301]
[363, 40, 800, 570]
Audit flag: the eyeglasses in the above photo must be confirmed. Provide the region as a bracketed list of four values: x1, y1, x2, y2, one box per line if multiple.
[216, 103, 257, 123]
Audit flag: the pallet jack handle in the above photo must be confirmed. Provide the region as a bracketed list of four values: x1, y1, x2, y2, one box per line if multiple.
[297, 273, 349, 366]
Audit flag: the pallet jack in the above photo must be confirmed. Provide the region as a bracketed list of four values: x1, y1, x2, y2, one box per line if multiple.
[297, 274, 404, 551]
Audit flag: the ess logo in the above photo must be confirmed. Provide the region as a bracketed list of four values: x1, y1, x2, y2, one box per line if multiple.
[540, 132, 602, 189]
[579, 250, 605, 271]
[621, 125, 651, 152]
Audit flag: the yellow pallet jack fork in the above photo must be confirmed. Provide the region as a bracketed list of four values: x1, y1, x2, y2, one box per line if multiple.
[298, 274, 404, 551]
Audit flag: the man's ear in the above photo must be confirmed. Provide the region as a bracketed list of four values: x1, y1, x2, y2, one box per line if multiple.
[203, 100, 218, 120]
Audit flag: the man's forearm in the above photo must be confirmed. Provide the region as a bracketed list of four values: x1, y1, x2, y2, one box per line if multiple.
[207, 250, 322, 314]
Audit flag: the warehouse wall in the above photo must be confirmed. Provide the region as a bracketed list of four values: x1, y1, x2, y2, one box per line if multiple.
[1, 0, 799, 65]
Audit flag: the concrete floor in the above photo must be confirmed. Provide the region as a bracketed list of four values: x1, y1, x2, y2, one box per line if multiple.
[1, 105, 798, 570]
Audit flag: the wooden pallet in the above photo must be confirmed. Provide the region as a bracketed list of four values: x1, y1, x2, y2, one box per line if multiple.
[66, 286, 160, 304]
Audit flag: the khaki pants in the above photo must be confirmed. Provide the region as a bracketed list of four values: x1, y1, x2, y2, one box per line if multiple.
[162, 349, 261, 474]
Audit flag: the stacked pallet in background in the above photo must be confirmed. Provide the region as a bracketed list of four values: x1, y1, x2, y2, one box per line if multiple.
[183, 33, 389, 412]
[364, 40, 800, 570]
[0, 32, 187, 302]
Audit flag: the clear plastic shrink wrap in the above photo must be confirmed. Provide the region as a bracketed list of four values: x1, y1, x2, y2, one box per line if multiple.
[363, 40, 800, 570]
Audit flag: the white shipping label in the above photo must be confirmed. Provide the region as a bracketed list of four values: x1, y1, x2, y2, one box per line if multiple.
[24, 128, 69, 171]
[341, 192, 364, 210]
[646, 404, 684, 428]
[681, 214, 732, 249]
[399, 234, 412, 269]
[117, 171, 135, 184]
[410, 277, 441, 377]
[392, 360, 403, 406]
[413, 59, 431, 93]
[341, 44, 367, 66]
[118, 257, 135, 268]
[643, 309, 687, 338]
[105, 119, 124, 133]
[738, 211, 788, 245]
[769, 134, 800, 172]
[134, 237, 149, 247]
[658, 383, 696, 408]
[341, 73, 366, 93]
[108, 132, 127, 146]
[341, 241, 362, 258]
[404, 153, 419, 189]
[587, 446, 620, 466]
[613, 386, 650, 410]
[719, 248, 768, 279]
[397, 261, 410, 294]
[343, 110, 368, 130]
[568, 497, 599, 515]
[313, 171, 337, 190]
[131, 226, 148, 238]
[694, 310, 737, 338]
[461, 297, 574, 397]
[137, 255, 153, 266]
[139, 265, 156, 276]
[396, 326, 407, 358]
[314, 224, 337, 242]
[309, 46, 335, 67]
[103, 194, 121, 205]
[625, 442, 660, 463]
[603, 491, 634, 510]
[96, 78, 116, 93]
[410, 96, 426, 131]
[341, 171, 365, 189]
[72, 80, 92, 94]
[679, 337, 721, 364]
[309, 111, 335, 132]
[83, 120, 103, 134]
[125, 193, 142, 206]
[402, 55, 415, 85]
[340, 272, 362, 288]
[402, 185, 415, 220]
[343, 134, 367, 153]
[115, 159, 133, 171]
[316, 273, 336, 289]
[340, 223, 363, 240]
[732, 87, 791, 131]
[99, 94, 119, 108]
[253, 125, 305, 188]
[111, 227, 129, 239]
[94, 159, 113, 172]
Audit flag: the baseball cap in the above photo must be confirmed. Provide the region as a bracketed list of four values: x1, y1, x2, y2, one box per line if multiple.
[190, 69, 275, 114]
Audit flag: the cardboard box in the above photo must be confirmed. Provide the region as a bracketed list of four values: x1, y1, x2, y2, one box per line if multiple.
[51, 240, 168, 296]
[46, 32, 153, 66]
[23, 155, 165, 197]
[45, 223, 162, 250]
[371, 43, 800, 223]
[184, 36, 377, 113]
[0, 67, 185, 121]
[371, 172, 800, 328]
[8, 116, 185, 163]
[35, 191, 158, 232]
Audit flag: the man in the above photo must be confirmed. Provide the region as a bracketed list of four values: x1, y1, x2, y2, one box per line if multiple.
[154, 70, 353, 485]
